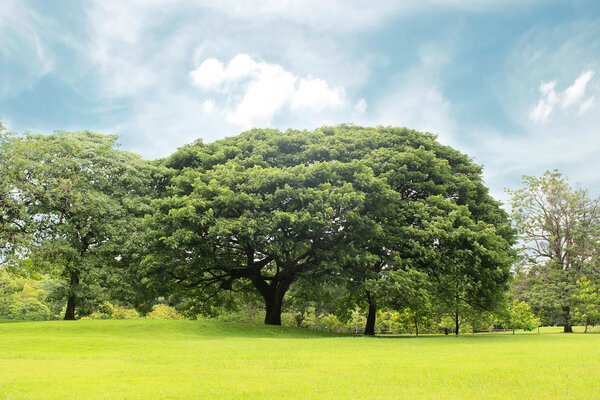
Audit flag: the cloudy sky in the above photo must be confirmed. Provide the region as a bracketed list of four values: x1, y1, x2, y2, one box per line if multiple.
[1, 0, 599, 203]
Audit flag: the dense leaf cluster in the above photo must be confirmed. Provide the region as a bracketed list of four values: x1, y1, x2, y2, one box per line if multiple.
[1, 125, 518, 330]
[145, 125, 516, 329]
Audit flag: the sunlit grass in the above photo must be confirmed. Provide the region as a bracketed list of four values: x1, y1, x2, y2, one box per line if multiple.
[1, 320, 599, 399]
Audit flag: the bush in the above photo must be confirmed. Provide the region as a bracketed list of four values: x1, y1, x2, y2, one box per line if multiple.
[0, 298, 51, 320]
[82, 302, 139, 319]
[281, 311, 301, 327]
[147, 304, 182, 320]
[300, 307, 322, 330]
[212, 303, 264, 323]
[319, 313, 347, 333]
[111, 305, 140, 319]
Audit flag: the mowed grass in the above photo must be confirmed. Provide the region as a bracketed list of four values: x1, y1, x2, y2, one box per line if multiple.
[1, 320, 599, 399]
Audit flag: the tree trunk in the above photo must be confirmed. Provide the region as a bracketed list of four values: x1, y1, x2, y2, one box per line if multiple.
[455, 309, 459, 336]
[562, 305, 573, 333]
[258, 275, 293, 326]
[415, 318, 419, 336]
[264, 294, 283, 325]
[584, 321, 588, 333]
[250, 264, 295, 326]
[364, 292, 376, 336]
[64, 270, 79, 320]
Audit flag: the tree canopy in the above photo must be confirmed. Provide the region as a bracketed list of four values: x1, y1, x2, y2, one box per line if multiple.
[1, 131, 161, 319]
[509, 171, 600, 332]
[1, 125, 520, 329]
[146, 125, 515, 327]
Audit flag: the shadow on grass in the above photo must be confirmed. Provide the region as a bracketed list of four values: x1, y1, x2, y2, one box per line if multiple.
[0, 319, 346, 340]
[0, 319, 30, 324]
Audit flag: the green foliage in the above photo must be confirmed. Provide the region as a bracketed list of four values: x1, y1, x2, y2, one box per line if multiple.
[505, 300, 540, 331]
[0, 297, 51, 320]
[572, 277, 600, 332]
[0, 272, 55, 320]
[281, 311, 301, 327]
[111, 305, 140, 319]
[318, 313, 347, 333]
[509, 171, 600, 331]
[209, 306, 264, 324]
[146, 304, 182, 320]
[148, 126, 514, 327]
[1, 131, 163, 319]
[82, 302, 139, 320]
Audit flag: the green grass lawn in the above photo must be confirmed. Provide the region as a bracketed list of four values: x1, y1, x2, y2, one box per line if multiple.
[1, 320, 599, 399]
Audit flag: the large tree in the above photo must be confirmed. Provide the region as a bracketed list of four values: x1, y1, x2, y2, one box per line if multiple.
[149, 125, 515, 326]
[145, 160, 389, 324]
[3, 131, 159, 319]
[509, 171, 600, 332]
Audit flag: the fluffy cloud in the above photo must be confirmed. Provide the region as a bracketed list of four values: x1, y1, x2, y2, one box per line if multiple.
[562, 70, 594, 109]
[190, 54, 346, 128]
[530, 70, 595, 123]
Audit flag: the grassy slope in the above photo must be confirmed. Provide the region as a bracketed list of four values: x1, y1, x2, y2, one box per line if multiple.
[1, 320, 599, 399]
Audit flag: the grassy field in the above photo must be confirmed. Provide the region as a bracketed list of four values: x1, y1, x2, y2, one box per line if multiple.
[1, 320, 599, 399]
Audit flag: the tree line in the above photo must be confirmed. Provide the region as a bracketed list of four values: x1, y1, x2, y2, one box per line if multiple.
[1, 123, 599, 334]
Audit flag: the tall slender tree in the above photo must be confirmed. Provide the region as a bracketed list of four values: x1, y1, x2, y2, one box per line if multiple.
[508, 171, 600, 332]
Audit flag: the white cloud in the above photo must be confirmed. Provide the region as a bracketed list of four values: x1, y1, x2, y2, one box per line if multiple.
[190, 54, 346, 129]
[190, 54, 260, 90]
[485, 20, 600, 202]
[203, 99, 215, 114]
[579, 96, 595, 114]
[291, 77, 344, 111]
[226, 62, 297, 127]
[84, 0, 160, 98]
[355, 98, 367, 113]
[529, 71, 595, 123]
[530, 81, 557, 123]
[562, 70, 594, 108]
[190, 58, 227, 90]
[369, 82, 456, 145]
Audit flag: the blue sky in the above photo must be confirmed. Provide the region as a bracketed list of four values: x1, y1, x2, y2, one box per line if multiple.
[1, 0, 599, 203]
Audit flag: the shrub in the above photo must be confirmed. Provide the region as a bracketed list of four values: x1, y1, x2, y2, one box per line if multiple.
[111, 305, 140, 319]
[147, 304, 182, 320]
[0, 298, 51, 320]
[319, 313, 347, 333]
[281, 312, 301, 327]
[213, 304, 264, 323]
[300, 307, 322, 330]
[83, 302, 138, 319]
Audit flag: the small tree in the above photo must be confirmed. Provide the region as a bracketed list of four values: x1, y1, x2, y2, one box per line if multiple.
[572, 277, 600, 333]
[506, 300, 541, 332]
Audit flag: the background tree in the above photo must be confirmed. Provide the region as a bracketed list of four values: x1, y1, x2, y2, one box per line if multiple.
[1, 124, 31, 265]
[572, 277, 600, 333]
[504, 299, 541, 332]
[508, 171, 600, 332]
[404, 196, 515, 335]
[4, 131, 160, 319]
